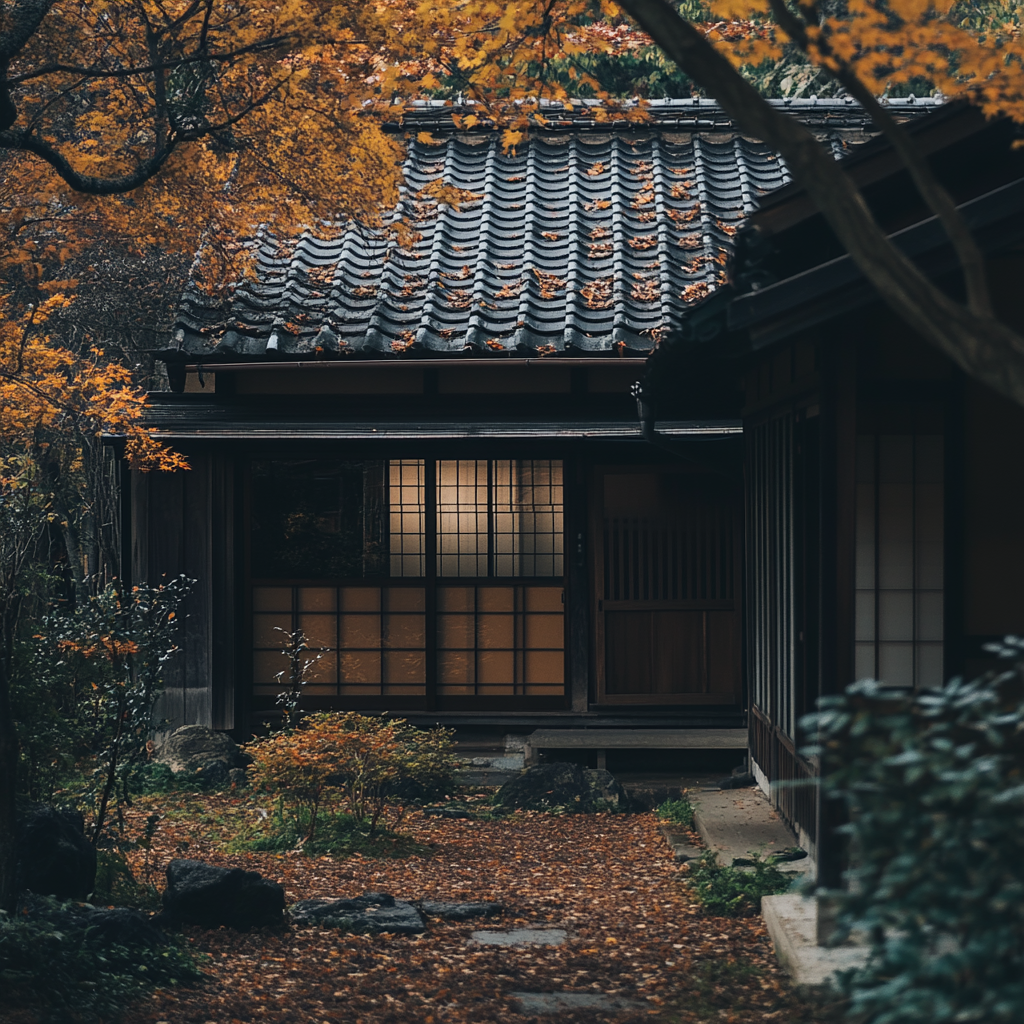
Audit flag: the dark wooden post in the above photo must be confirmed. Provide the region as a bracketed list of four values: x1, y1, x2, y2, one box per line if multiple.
[566, 458, 590, 713]
[815, 339, 857, 939]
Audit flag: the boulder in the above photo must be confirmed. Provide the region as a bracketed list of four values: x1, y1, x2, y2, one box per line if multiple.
[18, 894, 167, 948]
[583, 768, 630, 810]
[161, 859, 285, 929]
[153, 725, 252, 782]
[290, 893, 425, 934]
[17, 805, 97, 900]
[494, 762, 629, 813]
[718, 772, 755, 790]
[418, 900, 503, 920]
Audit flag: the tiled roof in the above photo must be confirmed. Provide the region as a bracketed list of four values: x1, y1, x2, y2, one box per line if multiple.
[173, 98, 942, 359]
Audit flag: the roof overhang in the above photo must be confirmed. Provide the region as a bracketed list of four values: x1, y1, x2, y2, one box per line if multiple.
[729, 175, 1024, 349]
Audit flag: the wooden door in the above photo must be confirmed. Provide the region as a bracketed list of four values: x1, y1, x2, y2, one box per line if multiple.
[594, 469, 742, 705]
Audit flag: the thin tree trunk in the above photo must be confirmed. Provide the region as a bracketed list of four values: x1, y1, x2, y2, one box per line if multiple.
[0, 615, 20, 913]
[617, 0, 1024, 407]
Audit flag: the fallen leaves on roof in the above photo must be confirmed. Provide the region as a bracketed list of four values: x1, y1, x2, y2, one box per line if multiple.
[581, 277, 614, 309]
[628, 235, 658, 251]
[533, 269, 567, 300]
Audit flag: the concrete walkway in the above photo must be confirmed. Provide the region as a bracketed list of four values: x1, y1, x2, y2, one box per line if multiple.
[689, 784, 812, 875]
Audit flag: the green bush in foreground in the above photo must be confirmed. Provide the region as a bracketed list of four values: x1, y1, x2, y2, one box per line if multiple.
[0, 900, 202, 1022]
[804, 641, 1024, 1024]
[656, 797, 696, 828]
[686, 851, 792, 917]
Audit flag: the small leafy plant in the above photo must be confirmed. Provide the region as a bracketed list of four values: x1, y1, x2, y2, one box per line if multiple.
[685, 850, 792, 917]
[0, 897, 203, 1020]
[656, 796, 696, 828]
[245, 712, 457, 844]
[270, 626, 325, 732]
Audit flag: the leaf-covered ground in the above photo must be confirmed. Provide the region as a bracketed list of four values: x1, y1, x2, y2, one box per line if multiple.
[107, 793, 835, 1024]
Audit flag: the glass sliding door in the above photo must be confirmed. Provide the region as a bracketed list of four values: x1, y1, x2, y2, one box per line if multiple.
[436, 459, 564, 699]
[249, 457, 565, 708]
[854, 434, 944, 688]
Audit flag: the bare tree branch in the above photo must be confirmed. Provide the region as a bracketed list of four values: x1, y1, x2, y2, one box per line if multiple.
[765, 0, 993, 317]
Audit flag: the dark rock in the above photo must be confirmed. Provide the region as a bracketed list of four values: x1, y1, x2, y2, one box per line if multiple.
[718, 772, 754, 789]
[418, 900, 503, 920]
[422, 807, 473, 819]
[228, 767, 248, 787]
[494, 762, 629, 812]
[161, 859, 285, 929]
[672, 844, 703, 863]
[194, 760, 230, 789]
[17, 805, 97, 900]
[18, 894, 166, 948]
[153, 725, 253, 778]
[289, 893, 425, 934]
[768, 847, 808, 864]
[583, 768, 630, 810]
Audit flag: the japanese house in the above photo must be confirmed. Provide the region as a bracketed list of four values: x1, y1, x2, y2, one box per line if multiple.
[644, 100, 1024, 877]
[125, 97, 942, 757]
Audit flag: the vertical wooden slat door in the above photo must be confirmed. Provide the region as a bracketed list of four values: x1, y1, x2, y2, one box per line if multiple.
[595, 469, 742, 705]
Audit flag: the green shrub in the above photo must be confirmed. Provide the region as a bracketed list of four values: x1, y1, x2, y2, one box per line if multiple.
[685, 851, 792, 916]
[91, 849, 161, 911]
[804, 643, 1024, 1024]
[233, 805, 429, 859]
[656, 796, 696, 828]
[0, 898, 202, 1022]
[129, 761, 231, 794]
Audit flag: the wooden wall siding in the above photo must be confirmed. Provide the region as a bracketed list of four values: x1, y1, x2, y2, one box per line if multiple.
[132, 455, 216, 730]
[746, 412, 796, 738]
[750, 706, 817, 851]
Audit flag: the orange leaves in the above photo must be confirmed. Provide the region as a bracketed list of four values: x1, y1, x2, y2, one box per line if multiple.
[56, 636, 141, 661]
[631, 276, 661, 302]
[581, 276, 614, 310]
[532, 268, 567, 300]
[705, 0, 1024, 126]
[0, 295, 186, 473]
[494, 279, 523, 300]
[681, 281, 712, 303]
[501, 129, 526, 154]
[584, 199, 612, 212]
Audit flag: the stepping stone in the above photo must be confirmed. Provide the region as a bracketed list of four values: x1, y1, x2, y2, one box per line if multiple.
[419, 900, 504, 920]
[470, 928, 567, 946]
[511, 992, 646, 1014]
[289, 893, 425, 934]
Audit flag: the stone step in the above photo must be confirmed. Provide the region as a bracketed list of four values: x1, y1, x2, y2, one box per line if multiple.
[524, 728, 747, 767]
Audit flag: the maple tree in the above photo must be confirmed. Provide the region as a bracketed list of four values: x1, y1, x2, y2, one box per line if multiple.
[1, 0, 1023, 916]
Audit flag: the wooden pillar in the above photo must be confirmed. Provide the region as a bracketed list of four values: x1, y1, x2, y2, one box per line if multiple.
[210, 453, 237, 732]
[815, 339, 857, 918]
[567, 458, 590, 713]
